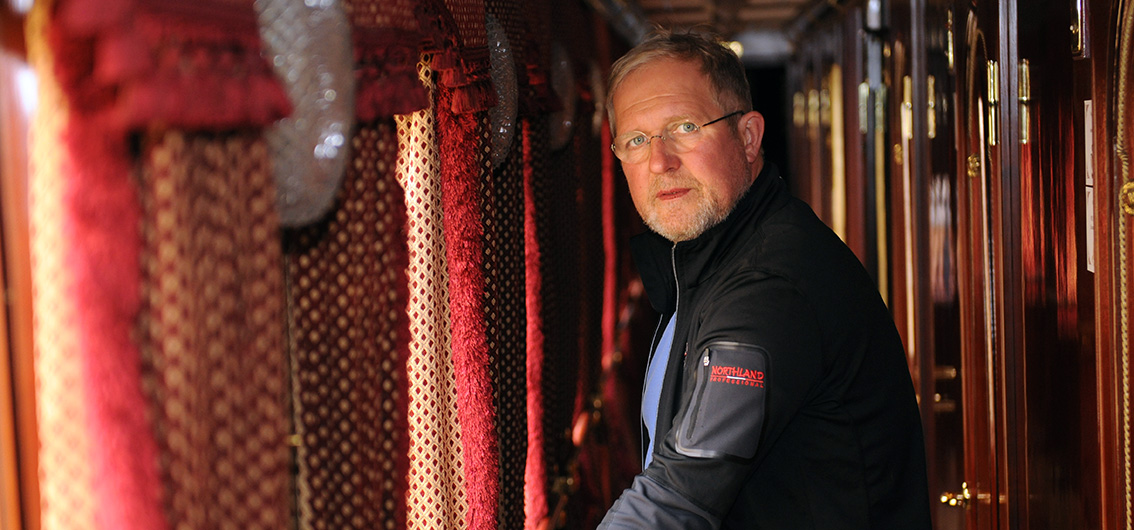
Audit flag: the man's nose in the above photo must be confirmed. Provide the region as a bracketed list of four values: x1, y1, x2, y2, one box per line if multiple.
[647, 135, 679, 173]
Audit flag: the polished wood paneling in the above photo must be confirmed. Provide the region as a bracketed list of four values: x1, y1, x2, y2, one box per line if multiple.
[1014, 0, 1103, 525]
[950, 3, 1004, 528]
[1100, 1, 1134, 528]
[0, 44, 37, 530]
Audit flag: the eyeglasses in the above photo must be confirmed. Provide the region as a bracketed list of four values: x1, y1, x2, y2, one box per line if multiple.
[611, 110, 743, 163]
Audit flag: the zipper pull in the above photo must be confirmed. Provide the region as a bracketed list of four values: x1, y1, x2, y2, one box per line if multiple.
[702, 351, 710, 366]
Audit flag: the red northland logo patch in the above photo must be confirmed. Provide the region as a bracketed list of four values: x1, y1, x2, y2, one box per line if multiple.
[709, 365, 765, 388]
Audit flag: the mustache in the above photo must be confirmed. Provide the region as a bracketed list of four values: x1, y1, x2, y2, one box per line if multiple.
[649, 172, 699, 195]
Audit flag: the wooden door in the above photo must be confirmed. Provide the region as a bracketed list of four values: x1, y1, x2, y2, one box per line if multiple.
[885, 1, 993, 528]
[0, 28, 37, 530]
[949, 1, 1006, 527]
[1085, 0, 1131, 527]
[1112, 0, 1134, 527]
[920, 2, 966, 528]
[1011, 0, 1107, 525]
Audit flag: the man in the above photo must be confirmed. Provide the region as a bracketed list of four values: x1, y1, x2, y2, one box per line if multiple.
[599, 28, 932, 528]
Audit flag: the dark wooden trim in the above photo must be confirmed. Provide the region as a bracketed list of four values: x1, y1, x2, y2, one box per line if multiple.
[841, 6, 869, 266]
[953, 5, 1003, 527]
[1, 201, 19, 530]
[1086, 8, 1122, 527]
[0, 48, 38, 530]
[1101, 2, 1134, 528]
[992, 0, 1029, 527]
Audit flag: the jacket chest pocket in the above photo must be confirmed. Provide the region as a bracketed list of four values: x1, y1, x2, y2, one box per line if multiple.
[676, 341, 768, 462]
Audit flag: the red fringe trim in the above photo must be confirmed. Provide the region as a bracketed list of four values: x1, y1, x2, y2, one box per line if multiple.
[355, 73, 430, 121]
[61, 102, 169, 530]
[522, 119, 550, 529]
[448, 79, 497, 114]
[437, 89, 500, 530]
[435, 48, 495, 114]
[414, 0, 497, 114]
[430, 49, 463, 71]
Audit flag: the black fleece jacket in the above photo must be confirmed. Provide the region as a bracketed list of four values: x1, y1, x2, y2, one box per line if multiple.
[599, 164, 931, 529]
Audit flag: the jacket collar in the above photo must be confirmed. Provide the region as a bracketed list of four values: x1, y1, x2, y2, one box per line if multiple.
[629, 163, 789, 315]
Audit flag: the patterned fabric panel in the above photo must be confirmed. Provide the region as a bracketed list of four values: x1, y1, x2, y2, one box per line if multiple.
[521, 117, 550, 529]
[27, 7, 97, 526]
[481, 118, 527, 530]
[137, 130, 291, 530]
[283, 121, 411, 530]
[529, 114, 583, 508]
[395, 57, 469, 530]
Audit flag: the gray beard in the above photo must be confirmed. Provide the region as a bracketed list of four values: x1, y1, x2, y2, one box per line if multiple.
[645, 178, 752, 242]
[645, 200, 730, 242]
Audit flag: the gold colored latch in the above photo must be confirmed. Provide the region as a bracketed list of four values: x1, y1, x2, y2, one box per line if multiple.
[859, 82, 870, 134]
[986, 60, 1000, 146]
[902, 75, 913, 140]
[1019, 59, 1031, 144]
[940, 482, 972, 508]
[967, 154, 981, 179]
[1070, 0, 1087, 57]
[927, 75, 937, 140]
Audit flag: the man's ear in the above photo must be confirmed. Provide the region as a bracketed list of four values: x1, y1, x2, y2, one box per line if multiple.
[740, 111, 765, 163]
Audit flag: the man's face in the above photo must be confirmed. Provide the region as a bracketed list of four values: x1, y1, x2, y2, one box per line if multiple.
[612, 58, 763, 242]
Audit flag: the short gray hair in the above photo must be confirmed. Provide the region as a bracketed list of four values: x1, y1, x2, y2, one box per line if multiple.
[607, 27, 752, 132]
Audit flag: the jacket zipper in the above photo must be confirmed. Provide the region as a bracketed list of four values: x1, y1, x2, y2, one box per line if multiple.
[671, 243, 681, 361]
[639, 243, 680, 465]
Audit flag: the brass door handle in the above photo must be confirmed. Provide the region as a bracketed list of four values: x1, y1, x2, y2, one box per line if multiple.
[939, 482, 972, 507]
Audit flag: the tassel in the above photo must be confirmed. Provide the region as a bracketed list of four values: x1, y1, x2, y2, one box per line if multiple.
[449, 79, 498, 114]
[430, 49, 463, 71]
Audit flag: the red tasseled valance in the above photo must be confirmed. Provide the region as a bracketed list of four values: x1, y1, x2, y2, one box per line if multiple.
[49, 0, 291, 132]
[417, 0, 497, 114]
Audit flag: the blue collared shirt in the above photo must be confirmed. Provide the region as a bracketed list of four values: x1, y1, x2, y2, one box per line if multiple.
[642, 313, 676, 468]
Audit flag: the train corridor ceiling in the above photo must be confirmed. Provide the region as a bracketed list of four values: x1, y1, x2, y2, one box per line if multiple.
[594, 0, 828, 65]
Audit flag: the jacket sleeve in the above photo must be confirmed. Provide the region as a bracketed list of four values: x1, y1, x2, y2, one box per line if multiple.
[597, 474, 720, 528]
[599, 274, 822, 528]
